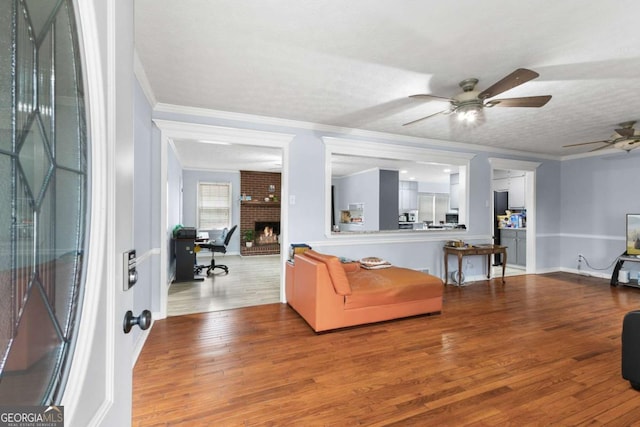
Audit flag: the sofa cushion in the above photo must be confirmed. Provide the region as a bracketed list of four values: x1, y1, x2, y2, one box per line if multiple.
[303, 250, 352, 295]
[345, 267, 443, 310]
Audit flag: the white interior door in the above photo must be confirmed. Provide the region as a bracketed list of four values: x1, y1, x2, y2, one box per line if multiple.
[0, 0, 138, 424]
[0, 0, 96, 409]
[61, 0, 137, 425]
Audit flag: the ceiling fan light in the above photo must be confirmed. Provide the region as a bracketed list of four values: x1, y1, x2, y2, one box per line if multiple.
[456, 104, 481, 123]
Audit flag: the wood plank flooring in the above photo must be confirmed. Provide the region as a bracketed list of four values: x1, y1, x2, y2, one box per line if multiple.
[133, 273, 640, 426]
[168, 255, 281, 316]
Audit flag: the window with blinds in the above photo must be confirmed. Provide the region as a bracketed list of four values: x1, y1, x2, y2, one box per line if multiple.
[198, 182, 232, 230]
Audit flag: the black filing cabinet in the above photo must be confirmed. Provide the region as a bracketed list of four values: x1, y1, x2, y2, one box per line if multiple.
[174, 227, 200, 282]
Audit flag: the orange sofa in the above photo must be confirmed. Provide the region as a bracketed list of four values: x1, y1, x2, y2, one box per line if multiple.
[286, 250, 444, 332]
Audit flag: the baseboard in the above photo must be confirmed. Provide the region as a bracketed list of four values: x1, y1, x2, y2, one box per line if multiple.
[448, 268, 612, 284]
[556, 267, 611, 280]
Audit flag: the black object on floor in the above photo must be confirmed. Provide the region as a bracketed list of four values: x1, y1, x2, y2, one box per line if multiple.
[622, 309, 640, 390]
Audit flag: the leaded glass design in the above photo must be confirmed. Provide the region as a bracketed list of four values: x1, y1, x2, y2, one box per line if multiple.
[0, 0, 88, 404]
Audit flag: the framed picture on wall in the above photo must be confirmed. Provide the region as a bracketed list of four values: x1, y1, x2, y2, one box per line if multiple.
[627, 214, 640, 255]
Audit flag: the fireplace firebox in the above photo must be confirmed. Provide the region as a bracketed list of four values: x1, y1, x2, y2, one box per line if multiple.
[255, 221, 280, 245]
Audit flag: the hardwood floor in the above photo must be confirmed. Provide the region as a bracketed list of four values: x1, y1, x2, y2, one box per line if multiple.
[134, 273, 640, 426]
[168, 255, 281, 316]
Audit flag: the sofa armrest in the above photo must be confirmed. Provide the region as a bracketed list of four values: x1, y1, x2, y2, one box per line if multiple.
[290, 254, 345, 331]
[301, 250, 352, 295]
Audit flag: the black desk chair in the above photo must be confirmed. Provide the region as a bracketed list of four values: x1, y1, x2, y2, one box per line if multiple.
[195, 225, 237, 275]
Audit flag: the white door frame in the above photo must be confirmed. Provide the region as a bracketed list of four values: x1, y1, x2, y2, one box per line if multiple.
[488, 158, 541, 274]
[153, 120, 295, 319]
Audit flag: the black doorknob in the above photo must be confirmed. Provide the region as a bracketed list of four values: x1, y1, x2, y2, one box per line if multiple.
[123, 309, 152, 333]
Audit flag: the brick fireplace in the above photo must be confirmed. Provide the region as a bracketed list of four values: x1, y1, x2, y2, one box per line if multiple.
[240, 171, 281, 256]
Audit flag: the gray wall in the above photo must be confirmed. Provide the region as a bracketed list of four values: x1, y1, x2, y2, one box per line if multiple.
[166, 141, 182, 280]
[534, 158, 562, 272]
[560, 153, 640, 277]
[379, 169, 399, 230]
[333, 168, 380, 231]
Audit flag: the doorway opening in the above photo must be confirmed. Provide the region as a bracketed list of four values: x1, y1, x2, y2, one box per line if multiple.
[155, 120, 295, 319]
[489, 158, 540, 276]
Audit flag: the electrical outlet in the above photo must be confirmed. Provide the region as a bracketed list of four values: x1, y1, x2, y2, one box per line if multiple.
[577, 254, 583, 271]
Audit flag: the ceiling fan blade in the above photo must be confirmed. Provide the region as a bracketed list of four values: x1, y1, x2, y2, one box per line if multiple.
[589, 144, 614, 152]
[562, 140, 611, 148]
[485, 95, 552, 108]
[615, 128, 635, 137]
[402, 110, 448, 126]
[478, 68, 540, 100]
[409, 94, 453, 102]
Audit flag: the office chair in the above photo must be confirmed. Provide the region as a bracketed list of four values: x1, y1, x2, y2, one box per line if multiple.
[194, 225, 237, 275]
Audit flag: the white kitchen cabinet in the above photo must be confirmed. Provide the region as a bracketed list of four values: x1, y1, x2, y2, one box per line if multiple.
[492, 177, 509, 192]
[399, 181, 418, 211]
[492, 171, 526, 209]
[508, 175, 525, 209]
[449, 173, 460, 210]
[449, 183, 459, 209]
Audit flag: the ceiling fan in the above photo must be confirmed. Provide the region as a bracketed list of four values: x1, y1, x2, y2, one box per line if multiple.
[403, 68, 552, 126]
[563, 121, 640, 152]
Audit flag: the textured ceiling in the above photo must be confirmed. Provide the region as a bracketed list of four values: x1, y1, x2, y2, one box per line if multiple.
[135, 0, 640, 159]
[172, 140, 282, 172]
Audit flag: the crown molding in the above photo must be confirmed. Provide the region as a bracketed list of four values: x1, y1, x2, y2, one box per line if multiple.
[323, 136, 475, 165]
[154, 103, 561, 161]
[153, 119, 296, 148]
[133, 49, 157, 108]
[488, 158, 541, 171]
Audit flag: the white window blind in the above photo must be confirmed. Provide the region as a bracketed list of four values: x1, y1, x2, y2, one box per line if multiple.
[198, 182, 231, 230]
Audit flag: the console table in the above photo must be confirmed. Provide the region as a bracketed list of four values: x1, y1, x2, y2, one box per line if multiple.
[611, 253, 640, 287]
[443, 244, 507, 285]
